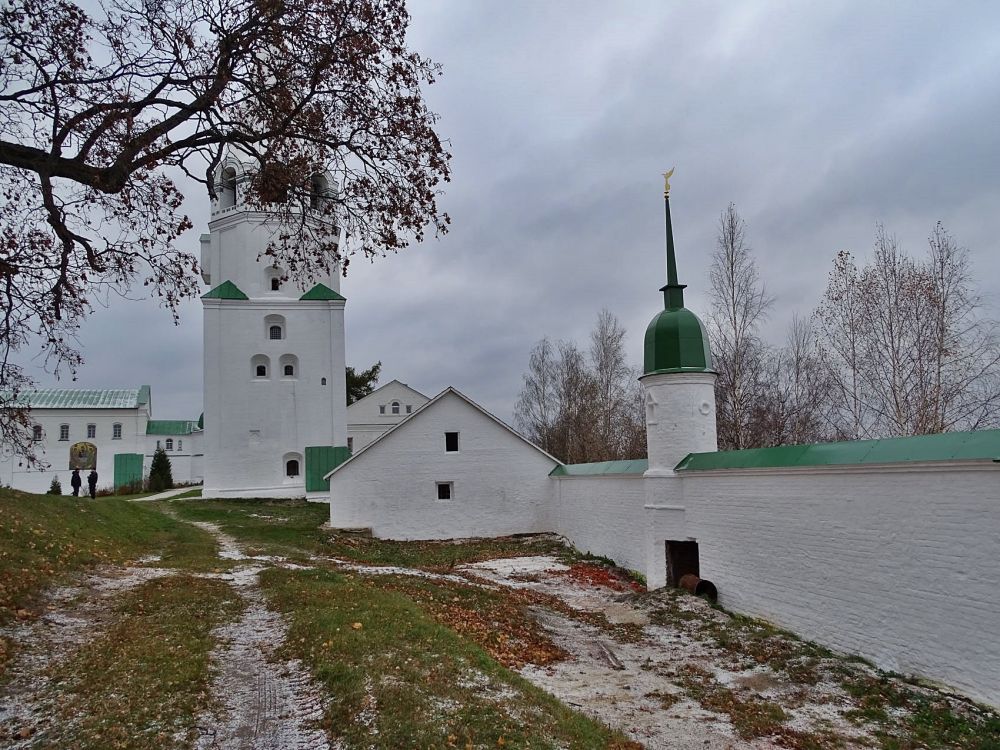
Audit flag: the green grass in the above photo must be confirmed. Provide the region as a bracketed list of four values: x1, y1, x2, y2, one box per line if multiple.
[0, 488, 219, 625]
[260, 566, 640, 749]
[41, 575, 241, 750]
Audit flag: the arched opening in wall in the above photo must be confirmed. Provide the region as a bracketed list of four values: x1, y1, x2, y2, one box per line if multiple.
[310, 174, 329, 211]
[265, 266, 284, 292]
[264, 314, 286, 341]
[391, 401, 400, 415]
[252, 354, 270, 378]
[218, 166, 237, 209]
[165, 438, 174, 451]
[280, 354, 298, 378]
[257, 162, 291, 204]
[283, 452, 303, 479]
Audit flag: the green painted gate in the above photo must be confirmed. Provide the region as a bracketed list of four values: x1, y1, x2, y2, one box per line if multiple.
[113, 453, 144, 490]
[304, 445, 351, 492]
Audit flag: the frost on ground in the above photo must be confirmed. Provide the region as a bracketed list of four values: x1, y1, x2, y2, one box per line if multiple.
[193, 564, 332, 750]
[459, 555, 902, 749]
[0, 565, 175, 746]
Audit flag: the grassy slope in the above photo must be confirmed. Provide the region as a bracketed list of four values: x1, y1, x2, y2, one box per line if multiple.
[0, 488, 219, 623]
[262, 567, 640, 749]
[44, 575, 241, 750]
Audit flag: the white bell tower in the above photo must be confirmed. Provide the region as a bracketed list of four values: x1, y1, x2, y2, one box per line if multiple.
[200, 157, 349, 498]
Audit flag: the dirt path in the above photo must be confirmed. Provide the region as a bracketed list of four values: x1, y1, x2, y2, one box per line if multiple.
[187, 522, 333, 750]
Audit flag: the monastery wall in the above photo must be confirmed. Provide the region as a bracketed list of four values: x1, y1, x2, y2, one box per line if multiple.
[673, 462, 1000, 706]
[549, 475, 648, 574]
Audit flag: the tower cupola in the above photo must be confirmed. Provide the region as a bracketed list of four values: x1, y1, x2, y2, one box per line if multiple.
[643, 170, 713, 375]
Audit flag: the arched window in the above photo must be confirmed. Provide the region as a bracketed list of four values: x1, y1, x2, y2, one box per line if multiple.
[310, 174, 329, 210]
[283, 451, 303, 480]
[177, 439, 182, 451]
[321, 377, 327, 386]
[280, 354, 298, 379]
[252, 354, 270, 378]
[391, 401, 400, 415]
[218, 166, 237, 209]
[264, 314, 286, 341]
[265, 266, 284, 292]
[165, 438, 174, 451]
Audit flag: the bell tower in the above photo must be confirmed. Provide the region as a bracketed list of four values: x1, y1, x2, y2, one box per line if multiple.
[200, 156, 350, 498]
[640, 171, 718, 476]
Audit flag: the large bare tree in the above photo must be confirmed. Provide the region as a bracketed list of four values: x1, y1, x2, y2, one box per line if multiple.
[707, 203, 774, 449]
[816, 224, 1000, 438]
[0, 0, 451, 463]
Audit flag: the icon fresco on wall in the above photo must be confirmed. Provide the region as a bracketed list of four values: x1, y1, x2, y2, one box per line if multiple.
[69, 442, 97, 470]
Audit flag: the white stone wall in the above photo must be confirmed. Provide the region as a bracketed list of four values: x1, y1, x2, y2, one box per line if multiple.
[664, 463, 1000, 706]
[144, 430, 204, 484]
[329, 391, 558, 539]
[0, 408, 148, 494]
[202, 298, 347, 498]
[347, 380, 429, 453]
[549, 475, 647, 574]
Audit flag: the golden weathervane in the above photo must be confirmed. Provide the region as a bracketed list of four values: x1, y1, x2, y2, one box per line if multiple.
[662, 167, 675, 196]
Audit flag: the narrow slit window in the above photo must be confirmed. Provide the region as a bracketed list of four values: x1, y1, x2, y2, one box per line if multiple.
[445, 432, 459, 452]
[436, 482, 453, 501]
[379, 405, 385, 415]
[177, 439, 182, 451]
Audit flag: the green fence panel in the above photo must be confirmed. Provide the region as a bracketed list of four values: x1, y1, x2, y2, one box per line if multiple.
[113, 453, 144, 490]
[304, 445, 351, 492]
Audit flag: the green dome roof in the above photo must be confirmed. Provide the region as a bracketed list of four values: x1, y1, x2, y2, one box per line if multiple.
[642, 177, 713, 375]
[643, 303, 712, 375]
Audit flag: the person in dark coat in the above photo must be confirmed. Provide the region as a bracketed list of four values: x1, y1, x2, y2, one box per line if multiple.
[70, 469, 82, 496]
[87, 470, 98, 499]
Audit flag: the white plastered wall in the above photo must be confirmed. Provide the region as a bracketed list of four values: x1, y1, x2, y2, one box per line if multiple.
[0, 408, 148, 494]
[669, 462, 1000, 706]
[329, 391, 558, 539]
[549, 475, 648, 574]
[346, 380, 429, 453]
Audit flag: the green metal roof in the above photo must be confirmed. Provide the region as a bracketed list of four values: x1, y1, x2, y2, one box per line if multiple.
[10, 388, 150, 409]
[146, 420, 199, 435]
[675, 429, 1000, 471]
[300, 283, 346, 301]
[643, 306, 713, 375]
[550, 459, 649, 477]
[202, 280, 248, 300]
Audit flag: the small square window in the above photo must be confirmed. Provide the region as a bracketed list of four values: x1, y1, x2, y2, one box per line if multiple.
[436, 482, 453, 501]
[445, 432, 459, 452]
[86, 424, 96, 439]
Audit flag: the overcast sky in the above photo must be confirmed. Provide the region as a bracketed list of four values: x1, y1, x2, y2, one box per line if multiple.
[24, 0, 1000, 421]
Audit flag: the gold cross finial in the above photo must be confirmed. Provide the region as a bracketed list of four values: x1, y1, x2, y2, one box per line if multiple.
[662, 167, 675, 196]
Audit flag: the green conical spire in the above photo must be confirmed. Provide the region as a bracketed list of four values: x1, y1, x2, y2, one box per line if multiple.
[660, 185, 687, 310]
[642, 170, 713, 375]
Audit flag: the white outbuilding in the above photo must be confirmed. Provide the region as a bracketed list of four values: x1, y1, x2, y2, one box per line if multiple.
[346, 379, 430, 454]
[327, 387, 561, 539]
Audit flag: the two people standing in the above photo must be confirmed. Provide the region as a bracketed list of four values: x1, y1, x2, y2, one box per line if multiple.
[69, 468, 98, 499]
